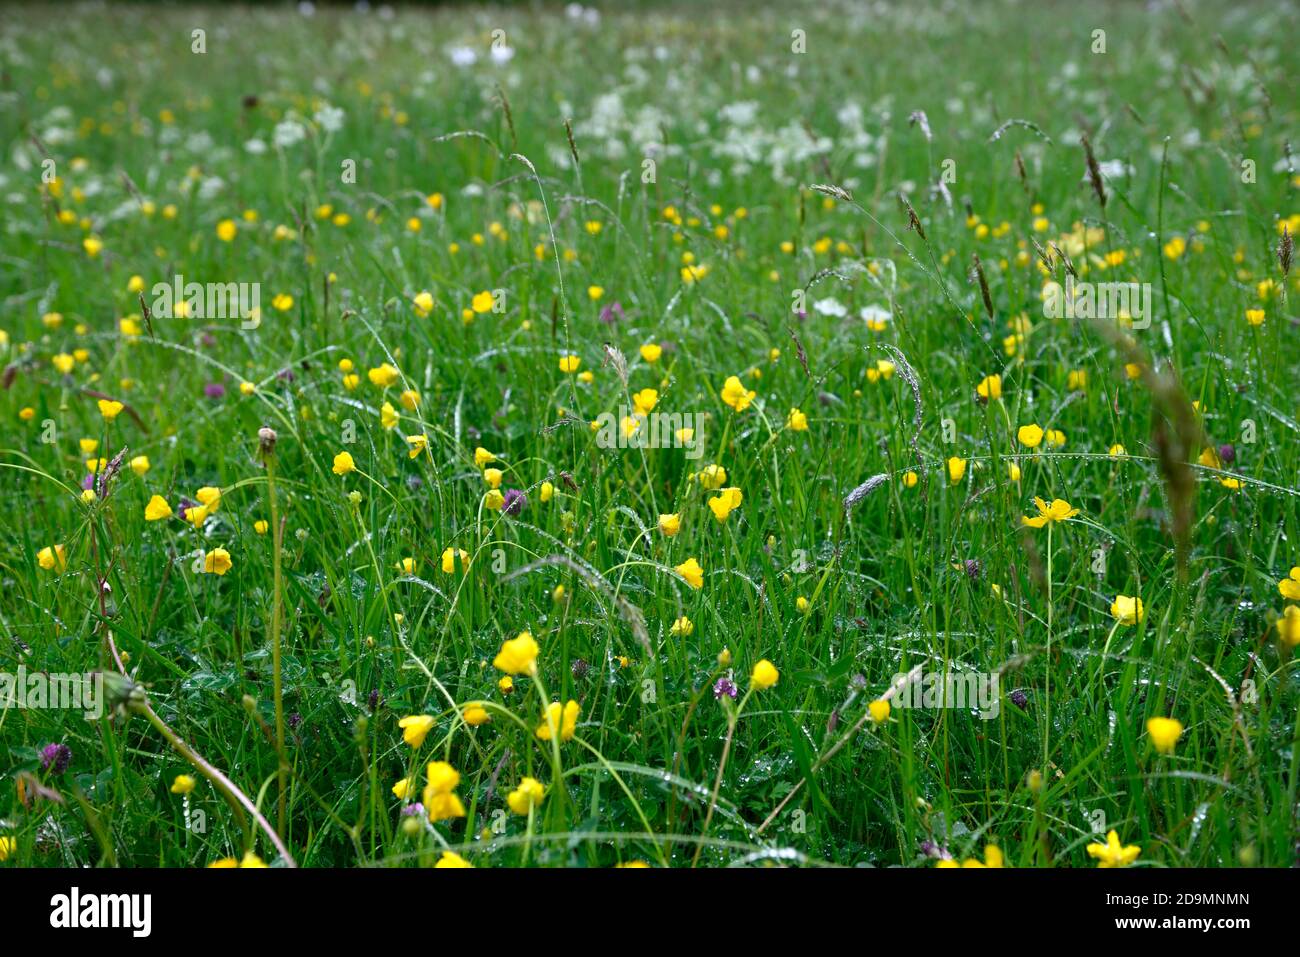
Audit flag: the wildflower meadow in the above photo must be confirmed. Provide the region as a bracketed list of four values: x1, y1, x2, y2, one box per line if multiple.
[1, 0, 1298, 885]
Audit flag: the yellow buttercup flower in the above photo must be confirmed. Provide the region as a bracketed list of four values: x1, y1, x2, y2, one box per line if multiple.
[0, 836, 15, 861]
[675, 557, 704, 589]
[406, 434, 428, 458]
[1017, 423, 1044, 448]
[1021, 496, 1079, 528]
[698, 464, 727, 490]
[977, 845, 1005, 868]
[441, 547, 469, 574]
[720, 375, 756, 412]
[171, 774, 196, 795]
[332, 451, 356, 475]
[484, 489, 505, 510]
[97, 399, 124, 420]
[947, 457, 967, 484]
[708, 487, 743, 523]
[670, 616, 694, 636]
[1276, 605, 1300, 646]
[750, 658, 779, 690]
[506, 776, 546, 815]
[558, 354, 581, 374]
[938, 844, 1005, 868]
[658, 513, 681, 536]
[398, 714, 435, 748]
[1086, 830, 1141, 868]
[787, 407, 808, 431]
[368, 363, 399, 388]
[130, 455, 151, 476]
[483, 467, 503, 489]
[640, 343, 662, 363]
[535, 699, 580, 742]
[1110, 595, 1145, 625]
[144, 494, 173, 521]
[474, 446, 497, 469]
[632, 388, 658, 416]
[37, 545, 67, 571]
[435, 851, 473, 868]
[1146, 716, 1184, 755]
[975, 374, 1002, 400]
[462, 703, 490, 726]
[196, 487, 221, 512]
[493, 631, 539, 674]
[203, 547, 232, 576]
[868, 699, 890, 724]
[423, 761, 466, 822]
[1277, 567, 1300, 601]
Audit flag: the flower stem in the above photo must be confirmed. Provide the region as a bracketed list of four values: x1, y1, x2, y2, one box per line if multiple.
[266, 452, 288, 842]
[692, 687, 751, 866]
[1043, 522, 1053, 768]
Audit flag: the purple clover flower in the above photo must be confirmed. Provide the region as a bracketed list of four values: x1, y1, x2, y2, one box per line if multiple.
[40, 742, 72, 774]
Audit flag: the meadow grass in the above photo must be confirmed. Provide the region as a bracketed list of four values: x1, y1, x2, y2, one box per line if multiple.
[0, 0, 1298, 868]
